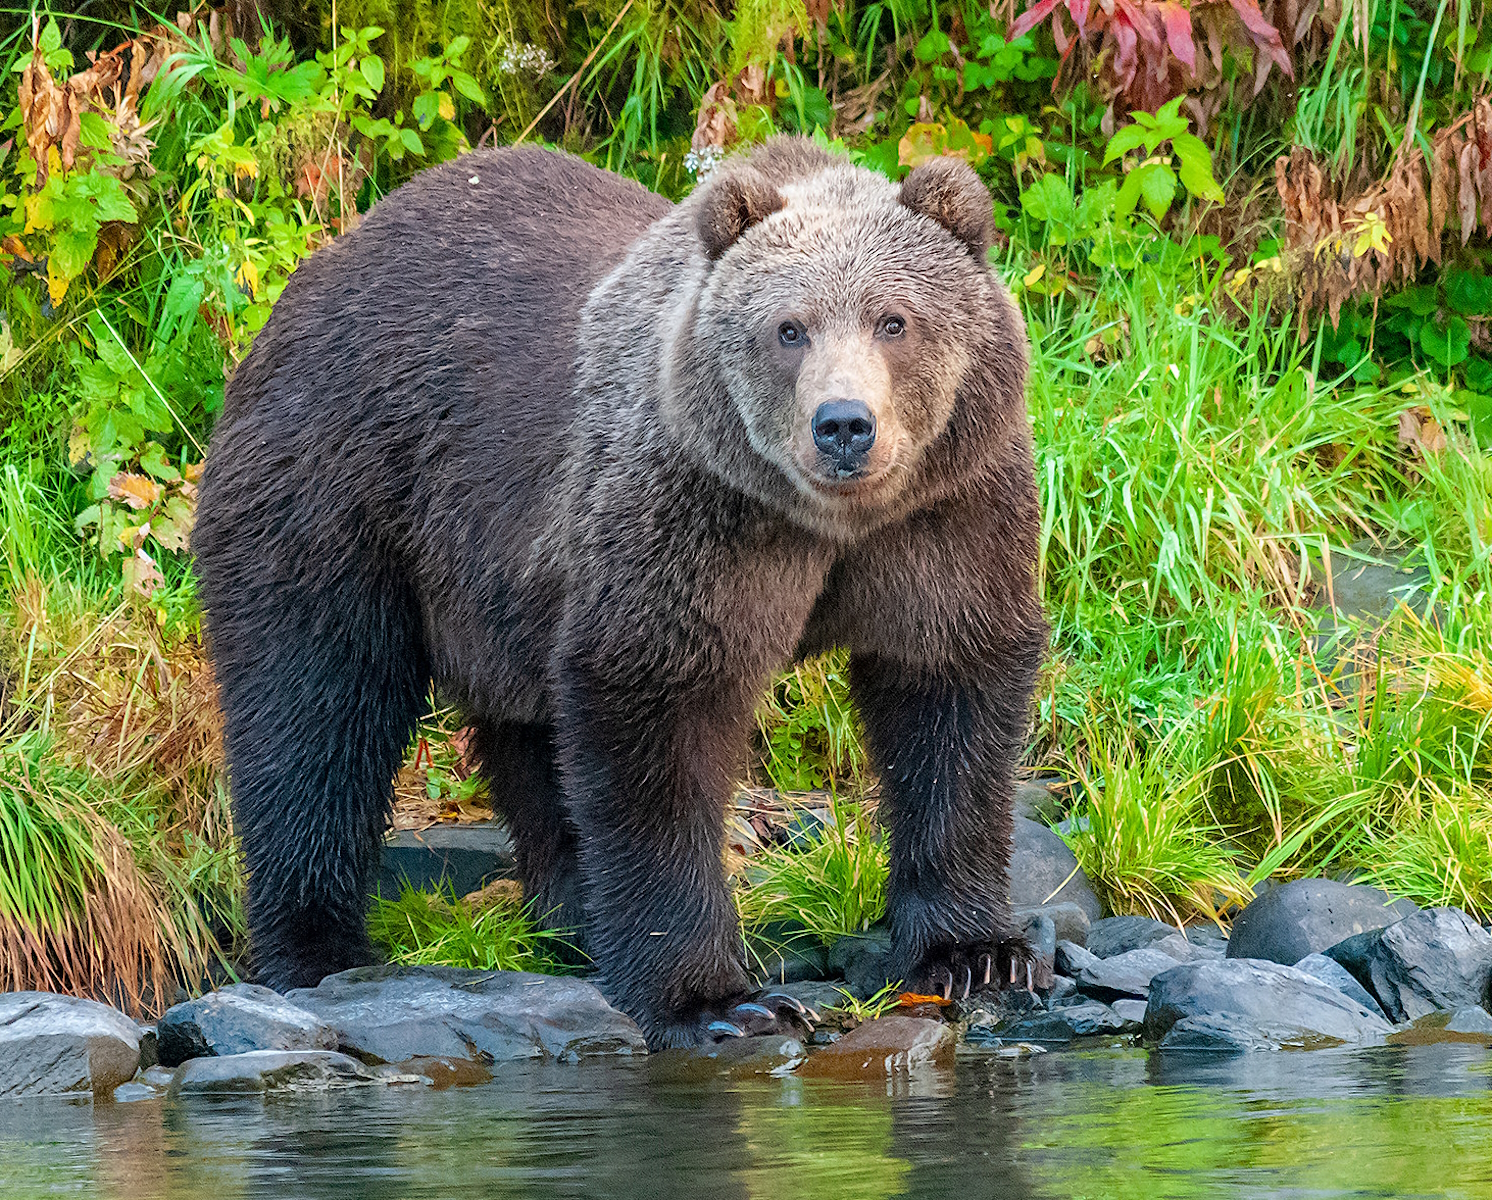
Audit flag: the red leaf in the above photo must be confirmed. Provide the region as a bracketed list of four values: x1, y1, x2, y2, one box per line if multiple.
[1010, 0, 1063, 40]
[1158, 1, 1196, 72]
[1066, 0, 1093, 35]
[1227, 0, 1293, 78]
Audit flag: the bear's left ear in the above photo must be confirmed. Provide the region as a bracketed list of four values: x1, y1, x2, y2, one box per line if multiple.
[696, 167, 785, 261]
[899, 157, 993, 262]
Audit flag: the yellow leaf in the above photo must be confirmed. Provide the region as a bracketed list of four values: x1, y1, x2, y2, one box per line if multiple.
[438, 92, 455, 121]
[67, 422, 91, 468]
[47, 270, 68, 306]
[107, 472, 161, 511]
[1024, 263, 1047, 287]
[236, 258, 259, 298]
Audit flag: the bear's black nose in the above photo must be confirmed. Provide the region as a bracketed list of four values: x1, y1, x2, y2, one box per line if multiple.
[812, 400, 877, 464]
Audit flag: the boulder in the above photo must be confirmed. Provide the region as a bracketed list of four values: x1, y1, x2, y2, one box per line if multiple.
[156, 984, 337, 1067]
[1110, 999, 1147, 1027]
[1144, 959, 1392, 1046]
[1019, 910, 1057, 991]
[798, 1015, 953, 1077]
[167, 1050, 386, 1095]
[826, 927, 894, 999]
[1085, 916, 1177, 959]
[1447, 1005, 1492, 1036]
[1324, 907, 1492, 1022]
[1010, 817, 1102, 923]
[1291, 953, 1386, 1019]
[1226, 879, 1417, 965]
[757, 979, 849, 1016]
[1055, 940, 1101, 978]
[1015, 902, 1091, 947]
[0, 993, 143, 1098]
[285, 965, 645, 1064]
[1075, 948, 1182, 1001]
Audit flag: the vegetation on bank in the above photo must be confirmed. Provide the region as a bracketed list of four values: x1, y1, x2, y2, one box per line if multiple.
[0, 0, 1489, 1006]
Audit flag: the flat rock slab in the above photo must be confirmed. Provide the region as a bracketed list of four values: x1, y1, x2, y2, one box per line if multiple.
[157, 984, 337, 1067]
[798, 1016, 953, 1077]
[167, 1050, 388, 1096]
[996, 1001, 1129, 1043]
[1085, 916, 1178, 959]
[285, 965, 645, 1064]
[1227, 879, 1417, 965]
[1159, 1015, 1345, 1053]
[1325, 907, 1492, 1022]
[0, 993, 143, 1098]
[1291, 953, 1387, 1019]
[1010, 817, 1102, 923]
[1145, 959, 1392, 1047]
[1076, 948, 1181, 1001]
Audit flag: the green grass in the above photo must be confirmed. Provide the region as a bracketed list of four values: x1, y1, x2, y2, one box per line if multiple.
[367, 884, 580, 974]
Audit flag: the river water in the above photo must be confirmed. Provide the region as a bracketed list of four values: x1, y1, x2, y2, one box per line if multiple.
[3, 1043, 1491, 1198]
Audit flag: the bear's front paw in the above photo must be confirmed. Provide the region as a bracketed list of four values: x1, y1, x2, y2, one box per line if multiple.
[908, 934, 1041, 1002]
[652, 992, 816, 1049]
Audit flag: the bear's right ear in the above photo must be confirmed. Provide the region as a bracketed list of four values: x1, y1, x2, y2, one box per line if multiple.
[695, 168, 785, 261]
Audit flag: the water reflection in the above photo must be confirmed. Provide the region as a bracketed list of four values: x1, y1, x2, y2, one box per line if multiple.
[1, 1045, 1490, 1199]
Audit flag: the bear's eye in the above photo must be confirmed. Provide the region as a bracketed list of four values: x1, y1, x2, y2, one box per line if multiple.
[880, 315, 906, 338]
[778, 321, 806, 347]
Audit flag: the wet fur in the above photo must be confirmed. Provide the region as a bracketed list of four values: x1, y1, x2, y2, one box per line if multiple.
[192, 139, 1046, 1048]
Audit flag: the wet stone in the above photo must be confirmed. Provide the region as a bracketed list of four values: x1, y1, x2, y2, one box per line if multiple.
[1446, 1005, 1492, 1036]
[156, 984, 337, 1067]
[285, 965, 645, 1064]
[798, 1015, 954, 1077]
[0, 993, 143, 1099]
[1085, 916, 1178, 959]
[1020, 911, 1058, 991]
[997, 1001, 1128, 1043]
[1015, 902, 1092, 948]
[659, 1034, 806, 1081]
[167, 1050, 385, 1096]
[758, 979, 848, 1017]
[1075, 948, 1181, 1001]
[112, 1081, 159, 1102]
[1110, 999, 1148, 1028]
[1324, 907, 1492, 1023]
[1227, 879, 1418, 965]
[1291, 953, 1387, 1020]
[1010, 817, 1103, 924]
[826, 928, 895, 1000]
[1145, 959, 1392, 1047]
[1047, 975, 1078, 1004]
[1159, 1015, 1343, 1053]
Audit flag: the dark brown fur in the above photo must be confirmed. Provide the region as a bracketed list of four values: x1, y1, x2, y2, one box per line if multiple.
[192, 139, 1046, 1048]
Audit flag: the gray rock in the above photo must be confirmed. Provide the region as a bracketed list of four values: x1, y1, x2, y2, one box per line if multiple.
[662, 1034, 805, 1080]
[0, 993, 143, 1098]
[1110, 999, 1147, 1028]
[1020, 911, 1057, 990]
[1086, 915, 1178, 959]
[1292, 953, 1387, 1019]
[1015, 902, 1091, 946]
[826, 927, 895, 999]
[1075, 948, 1182, 1001]
[285, 965, 645, 1063]
[750, 939, 829, 988]
[1145, 959, 1392, 1046]
[1446, 1006, 1492, 1036]
[167, 1050, 384, 1095]
[758, 979, 849, 1016]
[1047, 975, 1078, 1004]
[1055, 940, 1101, 977]
[1183, 924, 1230, 952]
[1013, 780, 1066, 825]
[1324, 907, 1492, 1022]
[1010, 817, 1102, 923]
[1159, 1014, 1336, 1053]
[1151, 934, 1196, 962]
[376, 820, 517, 901]
[998, 1001, 1127, 1042]
[1226, 879, 1417, 965]
[157, 984, 337, 1067]
[112, 1081, 159, 1102]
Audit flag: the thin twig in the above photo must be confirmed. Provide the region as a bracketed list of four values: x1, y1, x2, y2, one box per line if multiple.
[515, 0, 636, 146]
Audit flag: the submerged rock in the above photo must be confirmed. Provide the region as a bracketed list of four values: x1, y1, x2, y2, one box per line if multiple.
[1291, 953, 1387, 1020]
[798, 1015, 953, 1077]
[1158, 1015, 1345, 1053]
[1324, 907, 1492, 1022]
[156, 984, 337, 1067]
[659, 1034, 805, 1081]
[1226, 879, 1417, 965]
[1144, 959, 1392, 1047]
[167, 1050, 387, 1095]
[1010, 817, 1102, 923]
[0, 993, 143, 1098]
[285, 965, 645, 1064]
[1075, 948, 1181, 1001]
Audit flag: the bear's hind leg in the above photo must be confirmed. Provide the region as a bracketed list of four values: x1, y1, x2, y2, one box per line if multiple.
[213, 577, 430, 993]
[470, 721, 586, 950]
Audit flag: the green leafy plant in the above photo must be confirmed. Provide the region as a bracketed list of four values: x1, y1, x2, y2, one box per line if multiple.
[1101, 96, 1225, 223]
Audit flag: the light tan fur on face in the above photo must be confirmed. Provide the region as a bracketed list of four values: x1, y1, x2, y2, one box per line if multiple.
[786, 330, 901, 493]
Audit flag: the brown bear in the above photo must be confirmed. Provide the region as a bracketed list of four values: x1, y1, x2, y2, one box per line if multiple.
[191, 136, 1046, 1049]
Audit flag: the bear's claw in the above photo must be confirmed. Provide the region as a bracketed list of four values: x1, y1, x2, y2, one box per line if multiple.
[699, 992, 816, 1042]
[912, 934, 1039, 1002]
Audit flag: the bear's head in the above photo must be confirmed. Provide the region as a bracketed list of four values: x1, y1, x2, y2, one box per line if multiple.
[676, 139, 1026, 534]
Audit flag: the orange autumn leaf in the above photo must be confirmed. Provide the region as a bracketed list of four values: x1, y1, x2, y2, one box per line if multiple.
[107, 472, 160, 511]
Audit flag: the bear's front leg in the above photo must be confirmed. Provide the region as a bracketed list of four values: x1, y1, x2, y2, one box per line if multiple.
[851, 653, 1043, 999]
